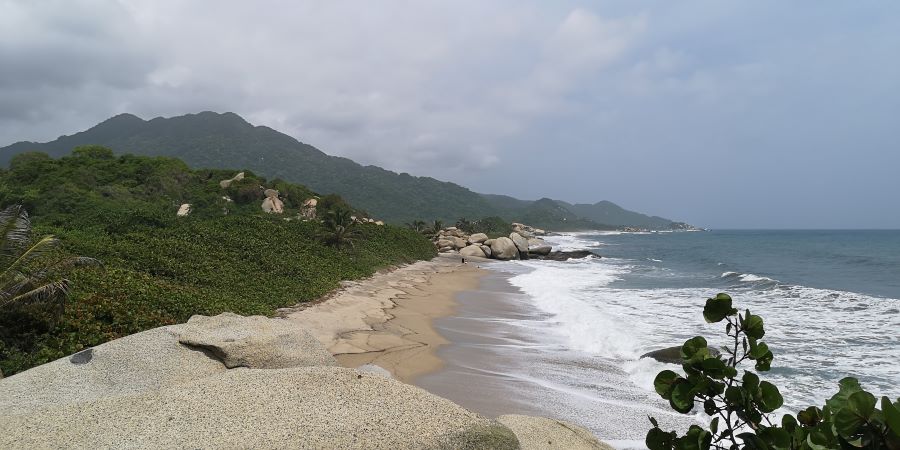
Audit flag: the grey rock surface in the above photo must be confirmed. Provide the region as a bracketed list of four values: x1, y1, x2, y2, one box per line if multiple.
[527, 238, 553, 255]
[509, 232, 530, 255]
[459, 244, 487, 258]
[497, 414, 614, 450]
[1, 366, 518, 450]
[178, 312, 337, 369]
[490, 237, 520, 260]
[467, 233, 489, 245]
[0, 326, 226, 416]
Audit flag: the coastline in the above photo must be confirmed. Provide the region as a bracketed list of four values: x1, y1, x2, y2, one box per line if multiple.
[285, 253, 488, 383]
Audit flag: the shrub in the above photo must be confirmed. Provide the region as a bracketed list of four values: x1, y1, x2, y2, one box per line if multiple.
[647, 293, 900, 450]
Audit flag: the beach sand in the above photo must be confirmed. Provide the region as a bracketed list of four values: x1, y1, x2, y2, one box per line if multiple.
[284, 254, 487, 383]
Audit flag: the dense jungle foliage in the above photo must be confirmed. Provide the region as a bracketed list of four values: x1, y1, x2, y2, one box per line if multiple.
[0, 147, 436, 375]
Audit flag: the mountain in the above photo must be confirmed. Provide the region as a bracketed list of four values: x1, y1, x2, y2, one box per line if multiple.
[0, 111, 689, 229]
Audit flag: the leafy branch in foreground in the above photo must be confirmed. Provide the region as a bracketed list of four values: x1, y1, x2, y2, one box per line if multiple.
[0, 205, 101, 317]
[647, 293, 900, 450]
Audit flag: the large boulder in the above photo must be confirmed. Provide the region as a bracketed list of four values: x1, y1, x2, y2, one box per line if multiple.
[176, 203, 192, 217]
[483, 239, 495, 246]
[490, 237, 520, 260]
[467, 233, 489, 245]
[459, 245, 487, 258]
[528, 238, 552, 256]
[509, 232, 530, 255]
[450, 236, 468, 250]
[0, 326, 226, 415]
[177, 312, 337, 369]
[436, 238, 455, 249]
[218, 171, 245, 188]
[1, 367, 519, 449]
[480, 244, 492, 258]
[641, 346, 720, 364]
[498, 415, 613, 450]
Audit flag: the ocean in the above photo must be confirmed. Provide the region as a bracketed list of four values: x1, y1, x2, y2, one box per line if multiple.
[418, 230, 900, 448]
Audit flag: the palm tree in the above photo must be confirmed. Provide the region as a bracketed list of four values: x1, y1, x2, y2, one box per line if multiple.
[322, 207, 363, 250]
[405, 220, 427, 233]
[1, 205, 100, 317]
[428, 220, 444, 238]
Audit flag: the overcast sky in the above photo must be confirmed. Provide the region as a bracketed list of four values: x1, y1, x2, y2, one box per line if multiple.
[1, 1, 898, 228]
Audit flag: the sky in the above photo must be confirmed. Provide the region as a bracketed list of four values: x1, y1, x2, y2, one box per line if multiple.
[1, 1, 898, 228]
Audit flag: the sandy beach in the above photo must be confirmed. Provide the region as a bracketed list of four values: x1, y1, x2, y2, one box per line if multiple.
[284, 254, 487, 383]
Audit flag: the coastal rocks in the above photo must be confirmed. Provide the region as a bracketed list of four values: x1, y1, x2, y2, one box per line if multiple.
[467, 233, 489, 245]
[218, 171, 245, 188]
[0, 326, 226, 415]
[299, 198, 318, 220]
[490, 237, 520, 260]
[509, 232, 530, 256]
[176, 203, 192, 217]
[512, 223, 547, 237]
[531, 250, 596, 261]
[527, 238, 552, 256]
[498, 415, 614, 450]
[450, 236, 468, 249]
[1, 366, 519, 449]
[641, 346, 720, 364]
[177, 312, 337, 369]
[261, 188, 284, 214]
[459, 244, 487, 258]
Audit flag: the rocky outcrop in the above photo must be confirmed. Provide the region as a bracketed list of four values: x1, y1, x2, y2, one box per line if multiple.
[299, 197, 318, 220]
[511, 223, 548, 237]
[528, 238, 552, 256]
[176, 203, 192, 217]
[218, 171, 245, 188]
[0, 313, 610, 448]
[261, 188, 285, 214]
[459, 244, 487, 258]
[510, 232, 530, 256]
[531, 250, 596, 261]
[498, 415, 614, 450]
[490, 237, 520, 260]
[467, 233, 489, 245]
[177, 313, 337, 369]
[641, 346, 720, 364]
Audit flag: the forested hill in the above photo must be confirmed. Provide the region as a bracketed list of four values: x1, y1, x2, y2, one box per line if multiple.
[0, 111, 688, 229]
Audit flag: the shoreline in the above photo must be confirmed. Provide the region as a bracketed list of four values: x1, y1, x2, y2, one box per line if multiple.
[285, 254, 488, 383]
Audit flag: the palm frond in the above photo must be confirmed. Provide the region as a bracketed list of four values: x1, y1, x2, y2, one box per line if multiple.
[0, 204, 31, 261]
[4, 279, 70, 309]
[0, 235, 61, 281]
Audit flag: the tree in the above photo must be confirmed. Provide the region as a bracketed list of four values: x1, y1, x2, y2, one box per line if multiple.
[646, 293, 900, 450]
[321, 206, 362, 251]
[406, 220, 427, 233]
[428, 220, 444, 237]
[0, 205, 100, 318]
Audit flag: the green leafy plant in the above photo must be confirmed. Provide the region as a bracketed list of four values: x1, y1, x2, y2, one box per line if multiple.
[321, 206, 363, 251]
[647, 293, 900, 450]
[0, 204, 100, 317]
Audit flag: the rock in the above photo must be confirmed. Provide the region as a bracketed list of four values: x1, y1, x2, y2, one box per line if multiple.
[527, 238, 552, 256]
[531, 250, 596, 261]
[439, 246, 455, 253]
[437, 239, 455, 249]
[480, 244, 492, 258]
[302, 198, 318, 207]
[176, 203, 191, 217]
[375, 221, 384, 226]
[0, 326, 226, 416]
[218, 171, 245, 189]
[483, 239, 495, 246]
[641, 346, 720, 364]
[467, 233, 489, 244]
[459, 245, 487, 258]
[490, 237, 520, 260]
[261, 189, 284, 214]
[0, 366, 519, 449]
[177, 312, 337, 369]
[450, 236, 468, 249]
[498, 414, 613, 450]
[509, 232, 530, 256]
[300, 198, 317, 219]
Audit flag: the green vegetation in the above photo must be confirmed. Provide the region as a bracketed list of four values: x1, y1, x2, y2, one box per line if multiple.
[0, 148, 435, 376]
[0, 111, 689, 229]
[321, 207, 362, 250]
[647, 293, 900, 450]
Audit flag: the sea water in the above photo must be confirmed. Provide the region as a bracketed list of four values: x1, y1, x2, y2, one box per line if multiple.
[485, 230, 899, 447]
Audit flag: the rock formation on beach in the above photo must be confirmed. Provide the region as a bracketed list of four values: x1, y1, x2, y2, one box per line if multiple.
[261, 188, 285, 214]
[430, 222, 555, 261]
[0, 312, 611, 449]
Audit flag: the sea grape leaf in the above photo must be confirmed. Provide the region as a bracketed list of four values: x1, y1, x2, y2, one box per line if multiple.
[655, 370, 680, 399]
[759, 381, 784, 413]
[882, 396, 900, 437]
[797, 406, 822, 426]
[646, 426, 675, 450]
[759, 426, 792, 450]
[701, 358, 727, 379]
[681, 336, 709, 360]
[744, 314, 765, 339]
[833, 391, 876, 438]
[670, 380, 696, 414]
[743, 371, 761, 394]
[827, 377, 863, 412]
[703, 293, 736, 323]
[755, 350, 773, 371]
